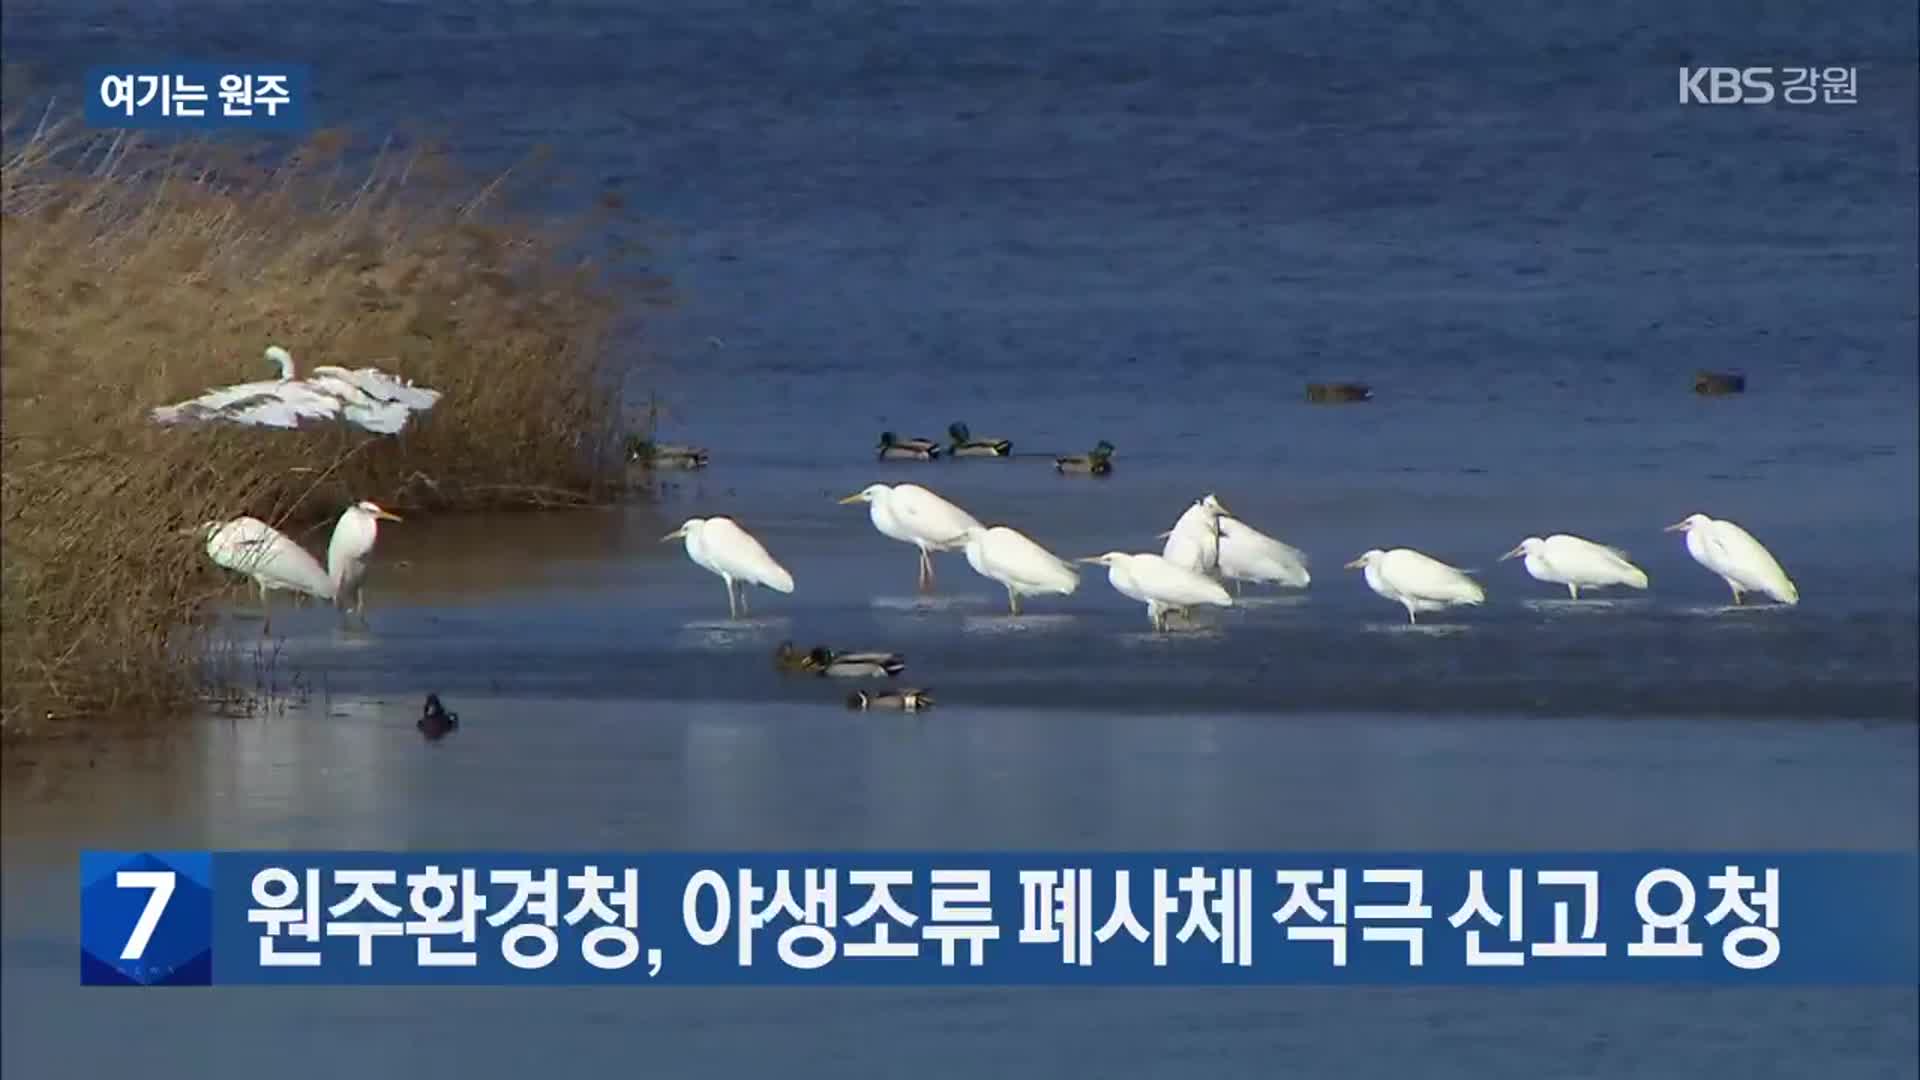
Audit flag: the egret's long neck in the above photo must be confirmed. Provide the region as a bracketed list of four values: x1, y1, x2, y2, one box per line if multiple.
[272, 353, 296, 380]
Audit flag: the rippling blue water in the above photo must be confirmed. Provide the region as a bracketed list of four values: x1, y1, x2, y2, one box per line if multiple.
[4, 1, 1917, 1076]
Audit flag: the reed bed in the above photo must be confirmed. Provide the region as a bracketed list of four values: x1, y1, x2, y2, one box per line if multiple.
[1, 121, 658, 735]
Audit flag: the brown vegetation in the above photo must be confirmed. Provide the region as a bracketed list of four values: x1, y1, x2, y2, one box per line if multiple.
[1, 122, 660, 735]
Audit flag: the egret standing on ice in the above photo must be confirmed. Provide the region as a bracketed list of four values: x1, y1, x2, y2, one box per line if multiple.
[1161, 494, 1231, 576]
[327, 501, 405, 615]
[1499, 535, 1649, 599]
[663, 516, 796, 619]
[1344, 548, 1486, 624]
[837, 483, 983, 592]
[1664, 513, 1798, 606]
[960, 525, 1079, 614]
[1217, 516, 1311, 593]
[1079, 552, 1233, 631]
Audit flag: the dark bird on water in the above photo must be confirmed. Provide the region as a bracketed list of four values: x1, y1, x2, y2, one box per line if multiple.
[1055, 440, 1115, 475]
[1305, 382, 1372, 403]
[1693, 371, 1746, 395]
[947, 421, 1012, 457]
[419, 693, 460, 740]
[878, 430, 941, 461]
[846, 688, 935, 711]
[775, 641, 906, 678]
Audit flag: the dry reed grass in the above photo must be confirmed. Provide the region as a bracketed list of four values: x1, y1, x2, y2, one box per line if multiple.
[1, 119, 659, 736]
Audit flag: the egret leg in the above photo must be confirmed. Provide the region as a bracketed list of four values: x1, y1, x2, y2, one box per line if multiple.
[739, 585, 751, 617]
[1006, 587, 1020, 616]
[259, 583, 273, 636]
[725, 577, 739, 620]
[917, 548, 933, 593]
[1233, 579, 1243, 597]
[1567, 583, 1579, 600]
[1405, 603, 1418, 625]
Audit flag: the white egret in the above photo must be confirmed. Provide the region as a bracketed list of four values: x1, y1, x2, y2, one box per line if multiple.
[1161, 493, 1231, 575]
[197, 516, 334, 632]
[1499, 535, 1648, 599]
[151, 345, 441, 435]
[195, 500, 404, 630]
[1216, 515, 1310, 593]
[838, 483, 983, 592]
[663, 516, 795, 618]
[1344, 548, 1486, 624]
[960, 525, 1079, 614]
[1079, 552, 1233, 631]
[1664, 514, 1798, 605]
[326, 501, 405, 615]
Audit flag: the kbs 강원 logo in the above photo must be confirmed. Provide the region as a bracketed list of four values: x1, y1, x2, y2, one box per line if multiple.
[80, 851, 214, 985]
[1679, 66, 1859, 105]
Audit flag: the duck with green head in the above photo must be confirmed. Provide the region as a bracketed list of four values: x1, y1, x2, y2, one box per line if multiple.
[774, 641, 906, 678]
[626, 434, 710, 469]
[947, 422, 1011, 457]
[878, 431, 941, 461]
[1055, 440, 1115, 475]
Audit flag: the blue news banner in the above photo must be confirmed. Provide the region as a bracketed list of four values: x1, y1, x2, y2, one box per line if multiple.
[81, 852, 1917, 987]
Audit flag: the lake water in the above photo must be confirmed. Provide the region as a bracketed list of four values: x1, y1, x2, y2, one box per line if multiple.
[3, 0, 1917, 1076]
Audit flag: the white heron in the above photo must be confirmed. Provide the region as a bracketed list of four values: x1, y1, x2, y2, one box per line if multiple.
[837, 483, 983, 592]
[151, 345, 441, 434]
[663, 516, 795, 618]
[1217, 515, 1311, 593]
[1161, 493, 1231, 575]
[1344, 548, 1486, 624]
[960, 525, 1079, 614]
[1078, 552, 1233, 631]
[194, 500, 403, 631]
[1664, 514, 1798, 605]
[1500, 535, 1648, 599]
[327, 501, 406, 615]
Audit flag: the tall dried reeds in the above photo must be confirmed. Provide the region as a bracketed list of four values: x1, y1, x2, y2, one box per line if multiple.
[1, 120, 658, 734]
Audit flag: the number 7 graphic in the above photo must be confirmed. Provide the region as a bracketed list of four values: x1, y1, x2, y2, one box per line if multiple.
[116, 871, 176, 960]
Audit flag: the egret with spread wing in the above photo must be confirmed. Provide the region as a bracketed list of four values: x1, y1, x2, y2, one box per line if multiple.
[838, 483, 983, 592]
[1500, 535, 1648, 599]
[663, 516, 796, 618]
[152, 345, 440, 435]
[1664, 513, 1798, 605]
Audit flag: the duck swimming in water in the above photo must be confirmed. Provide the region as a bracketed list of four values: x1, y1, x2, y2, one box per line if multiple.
[947, 422, 1011, 458]
[774, 642, 906, 678]
[626, 436, 710, 469]
[419, 694, 460, 741]
[846, 688, 935, 711]
[877, 431, 941, 461]
[1055, 440, 1115, 475]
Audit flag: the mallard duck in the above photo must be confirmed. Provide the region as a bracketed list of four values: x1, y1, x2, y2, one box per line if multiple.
[419, 693, 460, 741]
[774, 641, 907, 678]
[878, 431, 941, 461]
[773, 640, 819, 673]
[1693, 371, 1746, 395]
[812, 647, 906, 678]
[846, 688, 935, 711]
[1055, 440, 1115, 475]
[626, 435, 710, 469]
[1305, 382, 1372, 403]
[947, 422, 1011, 457]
